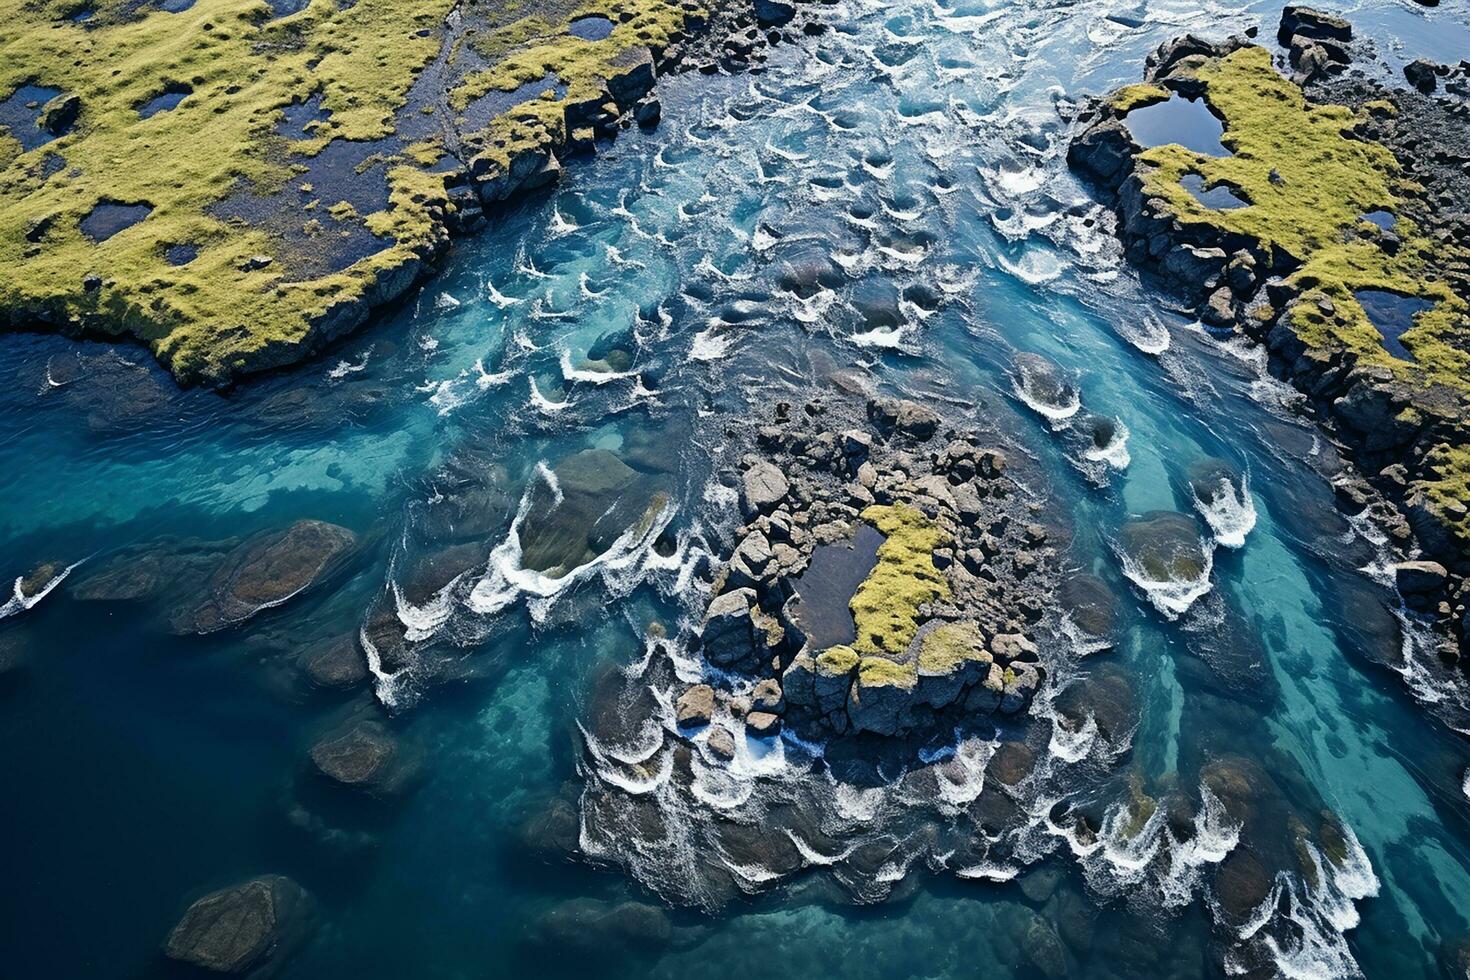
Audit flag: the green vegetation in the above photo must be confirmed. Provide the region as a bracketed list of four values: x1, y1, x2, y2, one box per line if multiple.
[1108, 82, 1168, 113]
[849, 503, 951, 660]
[0, 0, 706, 383]
[1135, 46, 1470, 388]
[917, 620, 990, 675]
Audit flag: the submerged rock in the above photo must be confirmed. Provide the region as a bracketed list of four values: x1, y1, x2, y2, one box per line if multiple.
[525, 898, 674, 956]
[308, 718, 415, 796]
[519, 450, 660, 577]
[169, 521, 357, 634]
[300, 635, 368, 690]
[1119, 512, 1209, 585]
[163, 876, 313, 976]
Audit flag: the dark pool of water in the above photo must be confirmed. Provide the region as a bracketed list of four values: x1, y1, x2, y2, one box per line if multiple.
[164, 243, 199, 266]
[80, 202, 153, 242]
[1124, 94, 1230, 157]
[569, 14, 615, 41]
[0, 84, 66, 152]
[1362, 210, 1396, 231]
[1356, 288, 1434, 361]
[138, 86, 191, 119]
[1181, 173, 1248, 209]
[790, 524, 885, 650]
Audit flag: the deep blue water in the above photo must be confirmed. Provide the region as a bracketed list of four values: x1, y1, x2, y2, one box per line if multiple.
[4, 1, 1470, 978]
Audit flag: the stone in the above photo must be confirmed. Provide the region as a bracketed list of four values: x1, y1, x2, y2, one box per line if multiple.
[519, 450, 654, 576]
[1200, 286, 1236, 328]
[741, 460, 790, 517]
[1058, 574, 1116, 640]
[700, 588, 760, 668]
[526, 898, 673, 956]
[164, 876, 312, 976]
[676, 683, 716, 728]
[999, 661, 1042, 714]
[1278, 6, 1352, 47]
[309, 719, 411, 795]
[706, 725, 736, 761]
[1394, 560, 1448, 595]
[169, 520, 356, 634]
[751, 677, 784, 713]
[991, 633, 1039, 662]
[301, 635, 367, 690]
[746, 710, 781, 737]
[866, 397, 939, 441]
[753, 0, 795, 26]
[1405, 59, 1438, 93]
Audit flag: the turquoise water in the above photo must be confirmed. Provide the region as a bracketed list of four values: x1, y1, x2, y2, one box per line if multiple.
[3, 0, 1470, 977]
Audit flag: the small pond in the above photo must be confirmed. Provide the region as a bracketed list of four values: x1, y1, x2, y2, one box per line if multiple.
[138, 86, 191, 119]
[1181, 173, 1248, 209]
[1362, 210, 1396, 232]
[569, 14, 615, 41]
[1124, 94, 1230, 157]
[0, 84, 66, 152]
[790, 523, 885, 650]
[1356, 288, 1434, 361]
[80, 202, 153, 242]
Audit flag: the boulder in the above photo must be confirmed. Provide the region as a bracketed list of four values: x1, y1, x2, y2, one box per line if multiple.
[169, 521, 356, 634]
[701, 588, 760, 668]
[1393, 560, 1447, 595]
[301, 635, 367, 690]
[1404, 59, 1438, 93]
[526, 898, 673, 956]
[754, 0, 795, 26]
[676, 684, 716, 728]
[751, 677, 784, 713]
[746, 710, 781, 737]
[866, 397, 939, 441]
[519, 450, 653, 577]
[1278, 6, 1352, 47]
[308, 719, 412, 795]
[1119, 511, 1208, 583]
[741, 460, 790, 517]
[1058, 574, 1117, 640]
[163, 876, 313, 976]
[706, 725, 736, 761]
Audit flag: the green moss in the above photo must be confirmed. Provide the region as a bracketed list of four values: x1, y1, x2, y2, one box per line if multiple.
[1109, 82, 1169, 113]
[815, 644, 859, 677]
[1136, 46, 1470, 390]
[848, 503, 952, 660]
[1131, 46, 1470, 550]
[917, 620, 990, 676]
[857, 655, 917, 690]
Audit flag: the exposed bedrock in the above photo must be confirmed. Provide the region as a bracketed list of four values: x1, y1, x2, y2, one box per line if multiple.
[163, 875, 314, 977]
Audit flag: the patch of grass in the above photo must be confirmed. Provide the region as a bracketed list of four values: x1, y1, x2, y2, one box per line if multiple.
[1109, 82, 1169, 113]
[0, 0, 709, 383]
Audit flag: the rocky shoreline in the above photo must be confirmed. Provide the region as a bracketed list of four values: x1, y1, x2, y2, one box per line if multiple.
[1067, 8, 1470, 665]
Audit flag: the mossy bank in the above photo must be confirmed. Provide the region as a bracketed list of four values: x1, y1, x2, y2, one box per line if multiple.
[0, 0, 815, 384]
[1069, 18, 1470, 655]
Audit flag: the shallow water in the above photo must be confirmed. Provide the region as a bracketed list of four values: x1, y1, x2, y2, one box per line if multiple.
[4, 0, 1470, 978]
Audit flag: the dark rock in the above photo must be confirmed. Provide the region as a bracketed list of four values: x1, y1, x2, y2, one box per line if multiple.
[520, 450, 658, 576]
[1119, 511, 1208, 584]
[1277, 6, 1352, 47]
[169, 521, 356, 634]
[526, 898, 673, 956]
[301, 635, 367, 690]
[1058, 574, 1117, 640]
[308, 719, 413, 795]
[1214, 850, 1272, 921]
[1405, 59, 1438, 94]
[753, 0, 795, 27]
[1394, 560, 1448, 595]
[866, 397, 938, 441]
[163, 876, 313, 976]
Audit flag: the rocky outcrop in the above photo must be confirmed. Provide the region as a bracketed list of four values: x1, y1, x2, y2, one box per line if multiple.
[163, 876, 314, 976]
[308, 717, 417, 796]
[168, 521, 357, 634]
[679, 393, 1060, 740]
